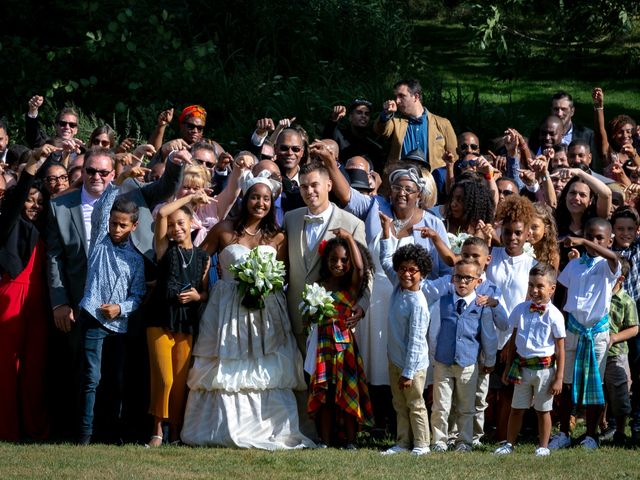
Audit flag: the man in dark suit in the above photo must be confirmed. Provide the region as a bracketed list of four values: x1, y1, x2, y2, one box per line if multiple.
[45, 147, 184, 441]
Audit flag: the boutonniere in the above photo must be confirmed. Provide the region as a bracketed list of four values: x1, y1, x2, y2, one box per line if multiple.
[318, 239, 328, 257]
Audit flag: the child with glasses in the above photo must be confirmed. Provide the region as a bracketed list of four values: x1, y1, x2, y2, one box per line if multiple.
[378, 212, 432, 456]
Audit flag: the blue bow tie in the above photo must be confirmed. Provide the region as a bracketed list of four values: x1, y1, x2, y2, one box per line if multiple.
[579, 254, 595, 268]
[304, 215, 324, 225]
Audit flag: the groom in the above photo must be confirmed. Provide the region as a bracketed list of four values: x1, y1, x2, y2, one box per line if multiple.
[283, 143, 370, 353]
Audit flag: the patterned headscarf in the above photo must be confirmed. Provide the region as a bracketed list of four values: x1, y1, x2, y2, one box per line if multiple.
[388, 167, 429, 194]
[178, 105, 207, 125]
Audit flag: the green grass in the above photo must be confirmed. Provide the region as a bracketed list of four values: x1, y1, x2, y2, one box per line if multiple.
[1, 441, 639, 480]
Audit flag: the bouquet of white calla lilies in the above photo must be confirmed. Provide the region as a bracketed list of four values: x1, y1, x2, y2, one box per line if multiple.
[522, 241, 536, 259]
[229, 247, 285, 309]
[447, 231, 472, 254]
[299, 283, 337, 324]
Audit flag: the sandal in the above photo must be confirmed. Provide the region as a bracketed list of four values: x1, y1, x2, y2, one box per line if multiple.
[145, 435, 163, 448]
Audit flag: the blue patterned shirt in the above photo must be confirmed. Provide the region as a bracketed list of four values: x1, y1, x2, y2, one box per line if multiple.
[614, 239, 640, 304]
[79, 183, 146, 333]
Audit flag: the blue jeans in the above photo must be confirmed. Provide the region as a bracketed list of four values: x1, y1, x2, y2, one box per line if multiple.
[78, 311, 125, 440]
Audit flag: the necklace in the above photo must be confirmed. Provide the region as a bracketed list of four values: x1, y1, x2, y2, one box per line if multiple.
[177, 246, 194, 269]
[393, 211, 414, 231]
[243, 227, 262, 237]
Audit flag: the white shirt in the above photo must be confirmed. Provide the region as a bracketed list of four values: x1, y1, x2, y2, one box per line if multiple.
[80, 186, 100, 253]
[453, 290, 477, 312]
[486, 247, 538, 349]
[512, 301, 566, 358]
[304, 203, 333, 250]
[558, 255, 620, 327]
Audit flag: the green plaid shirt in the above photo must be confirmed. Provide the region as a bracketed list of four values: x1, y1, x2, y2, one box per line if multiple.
[608, 288, 639, 357]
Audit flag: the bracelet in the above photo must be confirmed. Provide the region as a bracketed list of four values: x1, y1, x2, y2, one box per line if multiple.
[594, 107, 603, 111]
[484, 171, 493, 180]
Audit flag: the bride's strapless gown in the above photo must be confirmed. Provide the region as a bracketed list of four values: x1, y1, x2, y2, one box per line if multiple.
[181, 244, 314, 449]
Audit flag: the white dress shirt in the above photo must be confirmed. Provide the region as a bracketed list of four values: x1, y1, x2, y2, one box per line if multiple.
[80, 186, 100, 253]
[304, 204, 333, 250]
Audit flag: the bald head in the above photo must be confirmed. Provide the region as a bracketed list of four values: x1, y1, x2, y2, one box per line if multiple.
[319, 139, 339, 160]
[345, 156, 370, 172]
[539, 115, 563, 149]
[253, 159, 281, 178]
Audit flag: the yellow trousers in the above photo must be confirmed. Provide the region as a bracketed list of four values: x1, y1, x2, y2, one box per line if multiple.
[147, 327, 192, 425]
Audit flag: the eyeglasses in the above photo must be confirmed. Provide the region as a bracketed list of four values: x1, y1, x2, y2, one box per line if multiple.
[278, 144, 303, 153]
[498, 189, 515, 197]
[57, 120, 77, 128]
[390, 184, 419, 195]
[452, 274, 479, 283]
[460, 143, 479, 151]
[91, 139, 111, 147]
[261, 153, 274, 160]
[184, 123, 204, 131]
[194, 158, 216, 168]
[458, 160, 477, 169]
[45, 174, 69, 184]
[398, 266, 420, 275]
[85, 167, 113, 177]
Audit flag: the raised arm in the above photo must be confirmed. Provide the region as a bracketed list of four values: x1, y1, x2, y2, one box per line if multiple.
[309, 139, 351, 206]
[567, 167, 611, 218]
[592, 87, 610, 164]
[332, 228, 364, 296]
[379, 212, 398, 284]
[215, 152, 248, 220]
[148, 108, 174, 152]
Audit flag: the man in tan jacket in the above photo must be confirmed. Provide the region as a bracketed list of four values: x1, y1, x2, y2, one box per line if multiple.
[374, 78, 457, 172]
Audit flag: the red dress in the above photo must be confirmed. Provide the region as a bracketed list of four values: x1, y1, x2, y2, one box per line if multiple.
[0, 240, 49, 441]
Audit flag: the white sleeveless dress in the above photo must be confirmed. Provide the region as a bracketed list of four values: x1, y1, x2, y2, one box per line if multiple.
[181, 244, 314, 449]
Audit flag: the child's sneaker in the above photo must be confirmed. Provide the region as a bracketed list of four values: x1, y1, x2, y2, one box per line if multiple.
[493, 443, 514, 455]
[381, 445, 409, 455]
[431, 442, 448, 452]
[580, 436, 599, 450]
[411, 446, 430, 456]
[535, 447, 550, 456]
[548, 432, 571, 450]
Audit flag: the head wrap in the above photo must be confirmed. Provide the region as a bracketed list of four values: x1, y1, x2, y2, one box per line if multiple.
[240, 169, 278, 196]
[388, 167, 429, 194]
[178, 105, 207, 125]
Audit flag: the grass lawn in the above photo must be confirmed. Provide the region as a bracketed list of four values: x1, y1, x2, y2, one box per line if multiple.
[1, 440, 639, 480]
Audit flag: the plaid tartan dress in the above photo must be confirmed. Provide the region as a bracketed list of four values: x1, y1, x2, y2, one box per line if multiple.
[307, 291, 374, 427]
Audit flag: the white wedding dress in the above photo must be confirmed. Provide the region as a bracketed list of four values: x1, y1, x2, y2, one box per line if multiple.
[181, 244, 314, 449]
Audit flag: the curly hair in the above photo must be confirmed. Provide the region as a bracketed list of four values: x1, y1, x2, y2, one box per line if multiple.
[233, 183, 281, 242]
[446, 173, 495, 229]
[532, 203, 560, 269]
[319, 237, 374, 299]
[608, 114, 637, 149]
[495, 193, 535, 226]
[554, 176, 598, 237]
[392, 244, 433, 278]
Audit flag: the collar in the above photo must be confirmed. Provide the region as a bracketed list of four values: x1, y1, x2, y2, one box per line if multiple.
[613, 287, 625, 298]
[453, 289, 477, 307]
[306, 203, 333, 222]
[407, 109, 427, 125]
[81, 185, 100, 207]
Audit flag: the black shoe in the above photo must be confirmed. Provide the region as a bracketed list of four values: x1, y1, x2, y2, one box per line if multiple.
[613, 431, 628, 447]
[599, 426, 616, 442]
[77, 435, 91, 446]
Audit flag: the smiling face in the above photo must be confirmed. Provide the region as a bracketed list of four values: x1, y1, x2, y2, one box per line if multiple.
[551, 98, 574, 130]
[584, 222, 613, 256]
[502, 220, 528, 256]
[22, 188, 43, 221]
[568, 144, 592, 168]
[528, 274, 556, 305]
[613, 123, 634, 148]
[82, 154, 115, 197]
[245, 183, 272, 220]
[396, 260, 422, 291]
[460, 243, 491, 270]
[167, 209, 192, 244]
[448, 186, 465, 220]
[276, 131, 304, 174]
[612, 217, 638, 249]
[565, 180, 591, 216]
[91, 133, 112, 149]
[300, 170, 331, 214]
[390, 177, 420, 211]
[56, 113, 78, 140]
[327, 244, 351, 279]
[44, 164, 70, 195]
[539, 119, 562, 149]
[349, 105, 371, 128]
[528, 216, 546, 245]
[108, 211, 137, 244]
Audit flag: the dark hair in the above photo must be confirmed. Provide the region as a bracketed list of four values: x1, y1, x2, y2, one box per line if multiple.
[393, 79, 423, 100]
[496, 176, 519, 191]
[84, 147, 116, 169]
[454, 257, 483, 277]
[111, 197, 139, 223]
[234, 183, 281, 241]
[88, 125, 117, 149]
[530, 262, 557, 284]
[0, 118, 7, 132]
[609, 115, 637, 149]
[568, 139, 591, 153]
[319, 237, 374, 299]
[553, 143, 568, 154]
[392, 244, 432, 278]
[611, 205, 639, 226]
[175, 205, 194, 218]
[461, 236, 490, 255]
[551, 91, 573, 105]
[618, 255, 630, 278]
[446, 174, 495, 227]
[299, 161, 329, 178]
[191, 141, 217, 158]
[554, 176, 598, 236]
[584, 216, 612, 235]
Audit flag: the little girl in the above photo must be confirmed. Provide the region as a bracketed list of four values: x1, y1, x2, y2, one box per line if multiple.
[146, 191, 211, 446]
[529, 203, 560, 271]
[307, 229, 375, 448]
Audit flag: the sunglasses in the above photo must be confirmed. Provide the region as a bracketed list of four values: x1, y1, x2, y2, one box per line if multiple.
[398, 266, 420, 275]
[452, 274, 479, 283]
[194, 158, 216, 168]
[92, 139, 111, 147]
[278, 144, 303, 153]
[85, 167, 113, 177]
[458, 159, 477, 169]
[45, 174, 69, 184]
[57, 120, 77, 128]
[184, 123, 204, 131]
[460, 143, 479, 151]
[390, 184, 419, 195]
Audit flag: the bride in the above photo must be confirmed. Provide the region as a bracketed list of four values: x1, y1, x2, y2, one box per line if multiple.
[180, 172, 313, 449]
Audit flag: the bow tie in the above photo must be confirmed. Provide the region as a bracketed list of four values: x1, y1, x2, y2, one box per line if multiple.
[529, 303, 546, 314]
[579, 254, 595, 268]
[304, 215, 324, 225]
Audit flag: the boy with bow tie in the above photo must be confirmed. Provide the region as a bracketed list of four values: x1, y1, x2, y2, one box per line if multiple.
[494, 263, 565, 457]
[549, 217, 621, 451]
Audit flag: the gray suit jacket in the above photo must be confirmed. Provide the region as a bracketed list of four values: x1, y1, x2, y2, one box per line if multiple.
[283, 204, 371, 340]
[46, 160, 183, 309]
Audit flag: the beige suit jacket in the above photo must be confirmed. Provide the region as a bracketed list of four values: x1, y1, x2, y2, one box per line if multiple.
[283, 204, 371, 350]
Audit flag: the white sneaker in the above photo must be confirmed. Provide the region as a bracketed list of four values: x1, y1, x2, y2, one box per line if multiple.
[472, 439, 483, 448]
[548, 432, 571, 450]
[455, 443, 472, 452]
[580, 436, 599, 450]
[381, 445, 409, 455]
[411, 446, 430, 456]
[535, 447, 550, 456]
[431, 442, 448, 452]
[493, 443, 514, 455]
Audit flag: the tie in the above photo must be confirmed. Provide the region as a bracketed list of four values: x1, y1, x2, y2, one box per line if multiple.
[456, 299, 466, 315]
[579, 253, 595, 268]
[304, 215, 324, 225]
[529, 303, 546, 315]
